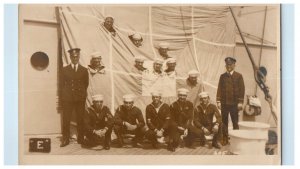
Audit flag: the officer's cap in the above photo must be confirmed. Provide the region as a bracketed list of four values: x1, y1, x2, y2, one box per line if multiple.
[68, 48, 81, 54]
[225, 57, 236, 65]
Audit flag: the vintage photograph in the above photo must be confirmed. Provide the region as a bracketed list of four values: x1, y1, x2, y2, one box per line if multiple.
[19, 4, 281, 164]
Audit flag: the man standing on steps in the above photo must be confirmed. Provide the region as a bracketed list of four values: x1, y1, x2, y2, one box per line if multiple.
[216, 57, 245, 145]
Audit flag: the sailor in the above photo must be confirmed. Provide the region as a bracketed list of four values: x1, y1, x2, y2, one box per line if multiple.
[83, 94, 113, 150]
[113, 94, 146, 148]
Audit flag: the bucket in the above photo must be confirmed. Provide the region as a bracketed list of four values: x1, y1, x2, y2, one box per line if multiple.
[229, 129, 268, 155]
[239, 121, 270, 137]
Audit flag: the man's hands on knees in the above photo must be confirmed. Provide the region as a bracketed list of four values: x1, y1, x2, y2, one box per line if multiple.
[94, 128, 108, 137]
[124, 121, 137, 131]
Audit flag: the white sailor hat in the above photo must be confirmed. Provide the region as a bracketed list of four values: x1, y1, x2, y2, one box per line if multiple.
[135, 56, 145, 62]
[154, 58, 164, 65]
[132, 33, 142, 40]
[151, 91, 162, 97]
[92, 94, 104, 101]
[90, 51, 102, 59]
[188, 70, 199, 77]
[166, 57, 176, 64]
[177, 88, 189, 95]
[158, 42, 169, 49]
[105, 15, 114, 20]
[198, 92, 209, 98]
[123, 94, 135, 102]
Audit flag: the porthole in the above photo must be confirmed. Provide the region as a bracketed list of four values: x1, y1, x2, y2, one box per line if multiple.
[30, 51, 49, 71]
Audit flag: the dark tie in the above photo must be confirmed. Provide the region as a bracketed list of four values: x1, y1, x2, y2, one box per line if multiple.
[73, 65, 76, 72]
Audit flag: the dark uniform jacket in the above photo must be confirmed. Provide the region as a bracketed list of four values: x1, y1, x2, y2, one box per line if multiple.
[61, 64, 89, 102]
[114, 105, 145, 128]
[146, 103, 171, 131]
[216, 71, 245, 105]
[194, 103, 222, 131]
[170, 100, 193, 129]
[84, 105, 114, 135]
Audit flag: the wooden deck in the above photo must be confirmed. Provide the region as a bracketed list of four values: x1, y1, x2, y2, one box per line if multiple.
[24, 134, 230, 155]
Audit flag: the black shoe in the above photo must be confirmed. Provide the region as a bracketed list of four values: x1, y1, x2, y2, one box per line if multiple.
[185, 140, 194, 148]
[152, 142, 158, 149]
[104, 142, 111, 150]
[169, 147, 176, 152]
[116, 142, 123, 148]
[116, 138, 124, 148]
[212, 143, 221, 149]
[60, 140, 69, 147]
[167, 145, 175, 152]
[185, 143, 195, 149]
[222, 139, 229, 146]
[77, 139, 83, 144]
[77, 135, 84, 144]
[199, 141, 205, 147]
[132, 141, 143, 148]
[104, 145, 110, 150]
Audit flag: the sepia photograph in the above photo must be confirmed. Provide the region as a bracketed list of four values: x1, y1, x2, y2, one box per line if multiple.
[18, 4, 281, 164]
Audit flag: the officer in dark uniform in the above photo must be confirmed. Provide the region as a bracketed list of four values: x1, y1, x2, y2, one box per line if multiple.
[170, 88, 194, 147]
[145, 91, 178, 152]
[60, 48, 89, 147]
[114, 94, 146, 148]
[83, 95, 113, 150]
[194, 92, 222, 149]
[216, 57, 245, 145]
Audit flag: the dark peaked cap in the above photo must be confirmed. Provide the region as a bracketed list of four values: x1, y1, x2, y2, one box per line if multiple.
[225, 57, 236, 64]
[68, 48, 81, 54]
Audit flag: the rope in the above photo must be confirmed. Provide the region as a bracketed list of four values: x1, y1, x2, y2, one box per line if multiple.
[255, 6, 268, 95]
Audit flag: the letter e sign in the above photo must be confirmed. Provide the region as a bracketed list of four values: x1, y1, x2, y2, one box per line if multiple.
[29, 138, 51, 153]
